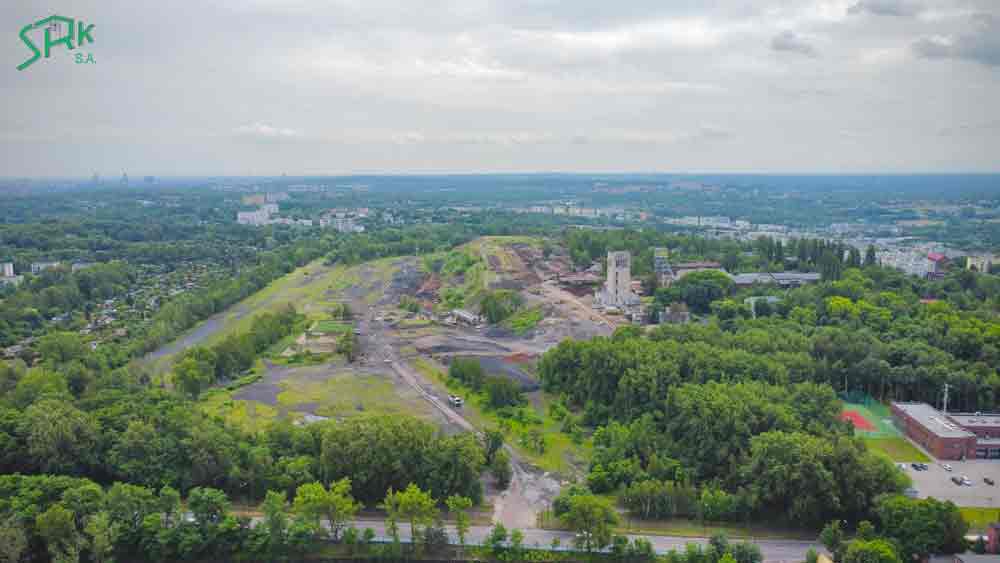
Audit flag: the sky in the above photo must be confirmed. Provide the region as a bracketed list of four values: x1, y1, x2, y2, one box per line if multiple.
[1, 0, 999, 176]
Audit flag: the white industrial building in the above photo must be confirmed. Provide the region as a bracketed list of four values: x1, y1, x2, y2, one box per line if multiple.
[595, 251, 640, 309]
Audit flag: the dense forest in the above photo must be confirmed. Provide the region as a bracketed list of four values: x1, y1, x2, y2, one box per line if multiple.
[539, 263, 998, 540]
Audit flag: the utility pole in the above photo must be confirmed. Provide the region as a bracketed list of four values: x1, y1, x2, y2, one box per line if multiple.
[943, 383, 951, 414]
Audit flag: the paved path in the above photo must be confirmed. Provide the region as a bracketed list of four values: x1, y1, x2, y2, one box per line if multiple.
[333, 520, 820, 563]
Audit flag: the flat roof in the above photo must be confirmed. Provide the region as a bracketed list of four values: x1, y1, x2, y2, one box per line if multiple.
[951, 413, 1000, 427]
[893, 402, 976, 439]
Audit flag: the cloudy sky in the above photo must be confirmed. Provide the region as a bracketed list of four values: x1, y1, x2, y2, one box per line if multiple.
[2, 0, 999, 176]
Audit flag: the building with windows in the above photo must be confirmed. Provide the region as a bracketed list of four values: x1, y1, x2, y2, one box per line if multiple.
[653, 248, 673, 286]
[891, 402, 1000, 460]
[596, 251, 639, 309]
[31, 261, 62, 274]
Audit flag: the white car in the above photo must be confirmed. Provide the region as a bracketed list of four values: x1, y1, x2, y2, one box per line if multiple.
[448, 395, 464, 407]
[943, 464, 953, 472]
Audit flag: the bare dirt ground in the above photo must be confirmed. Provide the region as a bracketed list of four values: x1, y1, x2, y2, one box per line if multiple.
[148, 241, 610, 529]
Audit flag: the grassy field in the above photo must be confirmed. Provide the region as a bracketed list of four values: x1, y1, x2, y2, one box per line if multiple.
[276, 370, 434, 421]
[411, 357, 589, 476]
[505, 307, 543, 335]
[312, 320, 353, 334]
[147, 257, 401, 376]
[201, 390, 279, 433]
[863, 437, 931, 462]
[962, 507, 1000, 532]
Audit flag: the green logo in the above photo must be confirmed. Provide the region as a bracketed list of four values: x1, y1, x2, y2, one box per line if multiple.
[17, 15, 95, 71]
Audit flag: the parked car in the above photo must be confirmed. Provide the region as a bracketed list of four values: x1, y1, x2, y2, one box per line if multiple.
[943, 464, 953, 472]
[951, 476, 963, 485]
[986, 477, 995, 486]
[920, 463, 930, 470]
[961, 476, 973, 486]
[448, 395, 464, 408]
[911, 463, 921, 470]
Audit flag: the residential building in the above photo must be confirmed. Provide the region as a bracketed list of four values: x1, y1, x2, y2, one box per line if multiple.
[31, 261, 62, 274]
[237, 209, 271, 226]
[1, 263, 13, 278]
[967, 255, 996, 273]
[927, 252, 947, 278]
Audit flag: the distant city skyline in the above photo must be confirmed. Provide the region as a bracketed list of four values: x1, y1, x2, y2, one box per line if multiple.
[3, 0, 999, 176]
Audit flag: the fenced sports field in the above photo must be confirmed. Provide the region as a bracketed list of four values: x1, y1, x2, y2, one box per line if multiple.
[839, 392, 930, 461]
[840, 399, 900, 438]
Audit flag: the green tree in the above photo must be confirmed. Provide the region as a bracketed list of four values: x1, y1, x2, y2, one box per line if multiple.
[875, 496, 967, 560]
[20, 399, 98, 474]
[0, 517, 28, 563]
[262, 490, 290, 553]
[446, 495, 473, 549]
[491, 448, 512, 489]
[292, 479, 359, 541]
[843, 539, 900, 563]
[84, 512, 118, 563]
[674, 270, 734, 314]
[37, 332, 87, 364]
[560, 494, 619, 552]
[172, 356, 212, 399]
[36, 504, 81, 563]
[383, 484, 438, 548]
[187, 487, 231, 530]
[820, 520, 845, 563]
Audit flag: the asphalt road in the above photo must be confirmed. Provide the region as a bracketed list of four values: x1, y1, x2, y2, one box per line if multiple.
[342, 520, 820, 563]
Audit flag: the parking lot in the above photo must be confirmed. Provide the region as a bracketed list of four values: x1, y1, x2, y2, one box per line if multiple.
[905, 460, 1000, 506]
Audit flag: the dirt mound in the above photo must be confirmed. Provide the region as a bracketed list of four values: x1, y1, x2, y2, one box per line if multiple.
[416, 275, 441, 300]
[386, 261, 425, 300]
[413, 335, 511, 355]
[472, 355, 539, 391]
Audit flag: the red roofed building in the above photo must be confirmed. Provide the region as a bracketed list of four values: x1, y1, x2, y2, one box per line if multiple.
[926, 252, 947, 278]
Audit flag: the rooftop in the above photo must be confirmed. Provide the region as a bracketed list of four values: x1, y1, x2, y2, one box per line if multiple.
[950, 413, 1000, 428]
[956, 554, 1000, 563]
[674, 261, 722, 269]
[893, 402, 976, 439]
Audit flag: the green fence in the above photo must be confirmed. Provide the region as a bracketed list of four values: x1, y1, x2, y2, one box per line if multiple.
[840, 392, 900, 438]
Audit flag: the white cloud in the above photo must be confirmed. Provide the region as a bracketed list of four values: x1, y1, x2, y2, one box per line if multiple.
[233, 122, 302, 139]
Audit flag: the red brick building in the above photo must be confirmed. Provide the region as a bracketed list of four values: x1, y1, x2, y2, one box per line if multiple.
[891, 402, 978, 460]
[891, 402, 1000, 460]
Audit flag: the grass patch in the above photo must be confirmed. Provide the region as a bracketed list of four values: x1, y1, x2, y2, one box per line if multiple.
[312, 320, 353, 334]
[398, 318, 433, 329]
[146, 257, 402, 375]
[863, 437, 930, 462]
[275, 371, 433, 421]
[962, 507, 1000, 532]
[411, 358, 589, 475]
[201, 391, 278, 433]
[504, 307, 543, 335]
